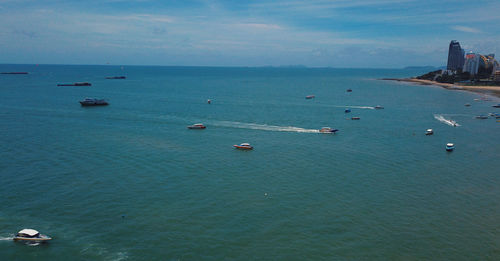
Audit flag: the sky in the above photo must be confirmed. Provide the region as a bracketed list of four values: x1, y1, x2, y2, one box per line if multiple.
[0, 0, 499, 68]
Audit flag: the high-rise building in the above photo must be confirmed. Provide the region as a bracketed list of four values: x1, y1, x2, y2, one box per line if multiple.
[447, 40, 465, 71]
[463, 52, 480, 75]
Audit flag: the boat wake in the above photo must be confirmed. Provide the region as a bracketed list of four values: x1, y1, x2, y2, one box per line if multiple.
[434, 114, 460, 127]
[210, 121, 320, 133]
[333, 105, 375, 110]
[0, 236, 13, 241]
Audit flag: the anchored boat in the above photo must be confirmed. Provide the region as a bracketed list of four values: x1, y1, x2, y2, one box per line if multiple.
[233, 143, 253, 150]
[426, 129, 433, 135]
[446, 143, 455, 152]
[13, 229, 51, 242]
[79, 98, 109, 106]
[58, 82, 91, 86]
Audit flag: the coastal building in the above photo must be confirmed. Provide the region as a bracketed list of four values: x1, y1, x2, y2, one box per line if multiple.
[447, 40, 465, 71]
[494, 70, 500, 81]
[463, 52, 480, 75]
[493, 62, 500, 81]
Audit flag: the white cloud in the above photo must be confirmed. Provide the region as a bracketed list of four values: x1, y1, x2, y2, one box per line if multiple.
[451, 26, 482, 33]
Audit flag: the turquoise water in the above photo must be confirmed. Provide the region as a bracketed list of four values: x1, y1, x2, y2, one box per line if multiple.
[1, 65, 500, 260]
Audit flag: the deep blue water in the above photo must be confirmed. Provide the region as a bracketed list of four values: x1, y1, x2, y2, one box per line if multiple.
[1, 65, 500, 260]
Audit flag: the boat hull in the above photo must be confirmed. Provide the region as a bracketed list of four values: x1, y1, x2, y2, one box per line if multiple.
[80, 102, 108, 106]
[187, 126, 206, 129]
[14, 236, 51, 242]
[233, 145, 253, 150]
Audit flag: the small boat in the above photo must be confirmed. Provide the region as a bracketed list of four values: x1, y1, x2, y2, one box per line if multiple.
[207, 99, 211, 104]
[233, 143, 253, 150]
[319, 127, 339, 133]
[489, 113, 500, 118]
[79, 98, 109, 106]
[187, 123, 206, 129]
[446, 143, 455, 152]
[105, 76, 126, 79]
[58, 82, 91, 86]
[425, 129, 433, 135]
[346, 89, 352, 92]
[305, 95, 315, 99]
[492, 104, 500, 108]
[475, 115, 488, 119]
[464, 103, 471, 107]
[345, 109, 351, 113]
[351, 117, 360, 120]
[13, 229, 51, 242]
[374, 105, 384, 109]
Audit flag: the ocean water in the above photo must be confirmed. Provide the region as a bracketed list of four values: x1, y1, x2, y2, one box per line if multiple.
[1, 65, 499, 260]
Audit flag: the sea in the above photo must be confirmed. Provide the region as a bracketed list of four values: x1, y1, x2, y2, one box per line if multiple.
[0, 65, 499, 260]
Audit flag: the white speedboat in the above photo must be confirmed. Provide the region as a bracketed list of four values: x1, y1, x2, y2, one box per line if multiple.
[13, 229, 51, 242]
[233, 143, 253, 150]
[446, 143, 455, 152]
[425, 129, 433, 135]
[319, 127, 339, 133]
[374, 105, 384, 109]
[187, 123, 206, 129]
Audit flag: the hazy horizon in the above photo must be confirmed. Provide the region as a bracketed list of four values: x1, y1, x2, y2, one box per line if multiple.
[1, 0, 499, 68]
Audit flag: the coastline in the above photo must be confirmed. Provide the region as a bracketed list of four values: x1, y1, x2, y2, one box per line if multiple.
[382, 78, 500, 97]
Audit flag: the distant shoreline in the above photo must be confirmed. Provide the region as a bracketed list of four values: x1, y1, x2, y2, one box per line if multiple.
[381, 78, 500, 97]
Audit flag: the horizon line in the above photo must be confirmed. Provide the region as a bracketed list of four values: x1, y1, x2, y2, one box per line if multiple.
[0, 63, 444, 70]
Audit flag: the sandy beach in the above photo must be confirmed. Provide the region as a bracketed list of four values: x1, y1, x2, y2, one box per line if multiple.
[383, 78, 500, 97]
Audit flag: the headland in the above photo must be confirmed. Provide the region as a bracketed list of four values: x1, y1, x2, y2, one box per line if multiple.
[381, 78, 500, 97]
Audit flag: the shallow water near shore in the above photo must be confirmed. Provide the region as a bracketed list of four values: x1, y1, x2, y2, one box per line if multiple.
[1, 65, 500, 260]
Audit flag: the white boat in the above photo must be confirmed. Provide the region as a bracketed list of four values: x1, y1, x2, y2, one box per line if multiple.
[13, 229, 51, 242]
[426, 129, 433, 135]
[233, 143, 253, 150]
[446, 143, 455, 152]
[319, 127, 339, 133]
[187, 123, 206, 129]
[374, 105, 384, 109]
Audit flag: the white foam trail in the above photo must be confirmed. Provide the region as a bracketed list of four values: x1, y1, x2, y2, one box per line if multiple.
[0, 236, 13, 241]
[332, 105, 375, 109]
[211, 121, 320, 133]
[434, 114, 460, 127]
